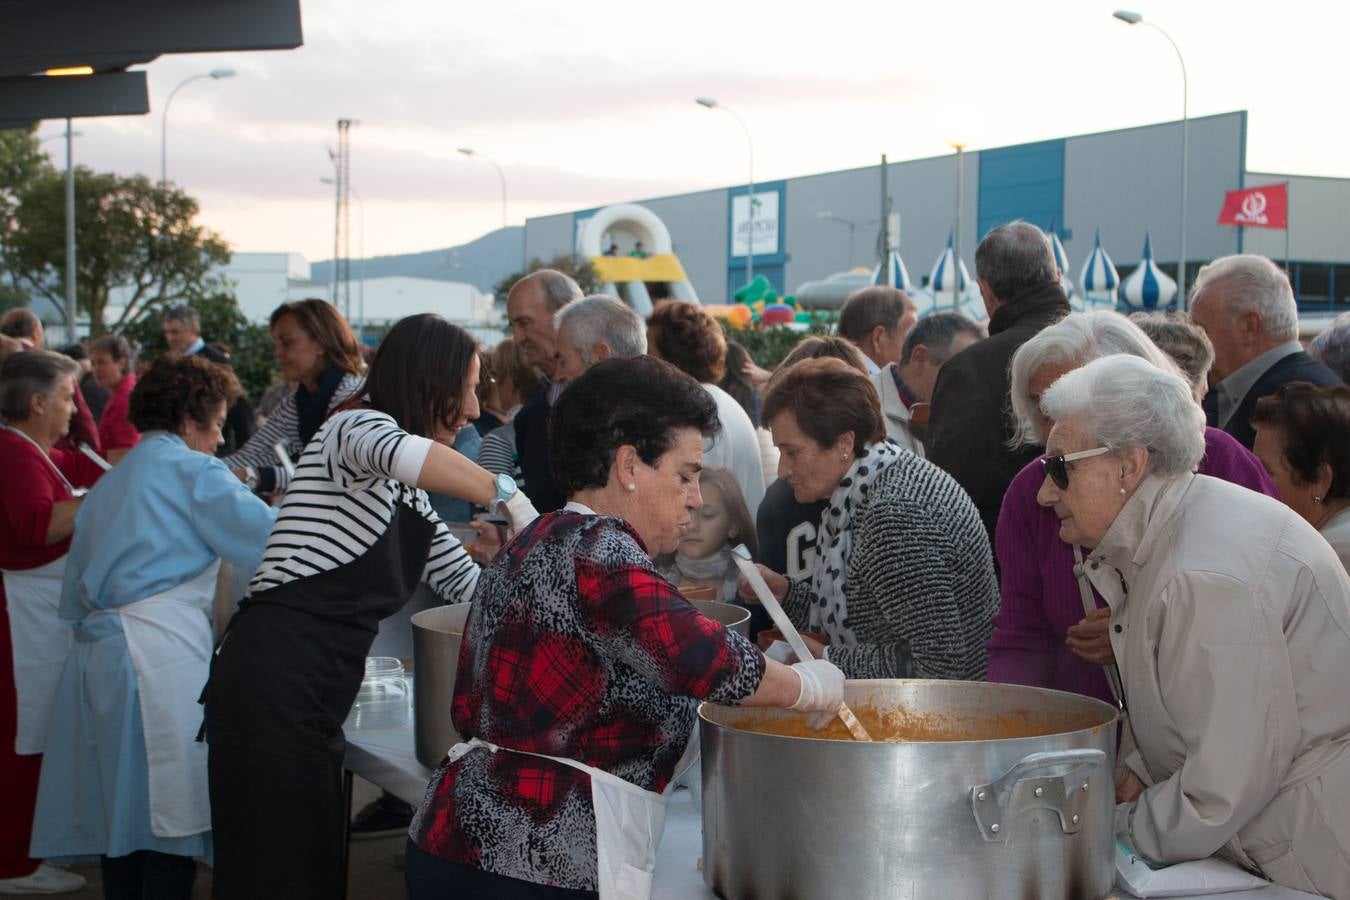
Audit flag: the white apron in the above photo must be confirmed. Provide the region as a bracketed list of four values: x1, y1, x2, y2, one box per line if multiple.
[449, 737, 672, 900]
[92, 561, 220, 838]
[3, 556, 71, 756]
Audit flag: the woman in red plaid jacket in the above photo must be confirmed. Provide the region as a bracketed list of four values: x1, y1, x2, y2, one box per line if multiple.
[408, 356, 844, 900]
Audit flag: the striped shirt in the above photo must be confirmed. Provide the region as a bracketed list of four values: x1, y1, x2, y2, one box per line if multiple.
[247, 408, 479, 604]
[223, 372, 364, 492]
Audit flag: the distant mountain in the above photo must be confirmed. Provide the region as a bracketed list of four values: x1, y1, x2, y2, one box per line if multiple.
[311, 226, 525, 294]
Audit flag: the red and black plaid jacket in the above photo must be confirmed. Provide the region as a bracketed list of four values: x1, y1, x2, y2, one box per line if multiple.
[410, 510, 764, 891]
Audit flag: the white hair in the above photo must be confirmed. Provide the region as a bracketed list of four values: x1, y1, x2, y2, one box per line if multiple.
[1309, 311, 1350, 383]
[1041, 354, 1205, 478]
[1191, 254, 1298, 342]
[1009, 311, 1175, 446]
[554, 294, 647, 364]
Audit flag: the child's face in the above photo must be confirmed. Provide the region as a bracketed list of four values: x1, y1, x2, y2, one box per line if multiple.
[678, 482, 734, 560]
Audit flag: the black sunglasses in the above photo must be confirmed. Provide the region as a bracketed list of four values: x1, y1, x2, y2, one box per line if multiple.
[1041, 447, 1110, 490]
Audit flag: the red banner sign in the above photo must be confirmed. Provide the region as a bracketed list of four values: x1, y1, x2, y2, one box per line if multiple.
[1217, 183, 1288, 229]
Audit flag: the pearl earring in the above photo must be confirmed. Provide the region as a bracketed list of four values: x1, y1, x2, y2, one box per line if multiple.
[625, 483, 637, 493]
[1119, 488, 1127, 496]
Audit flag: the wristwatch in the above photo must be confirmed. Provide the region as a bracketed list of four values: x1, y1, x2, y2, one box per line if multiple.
[493, 473, 518, 509]
[242, 466, 260, 491]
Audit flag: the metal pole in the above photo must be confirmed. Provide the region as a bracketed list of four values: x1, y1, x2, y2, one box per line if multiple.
[331, 170, 340, 306]
[879, 155, 889, 280]
[1146, 24, 1188, 307]
[486, 157, 507, 229]
[64, 118, 76, 339]
[953, 145, 964, 309]
[719, 106, 755, 288]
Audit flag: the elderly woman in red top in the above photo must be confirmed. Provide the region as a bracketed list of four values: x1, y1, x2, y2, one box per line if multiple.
[0, 351, 106, 895]
[89, 334, 140, 463]
[409, 356, 844, 900]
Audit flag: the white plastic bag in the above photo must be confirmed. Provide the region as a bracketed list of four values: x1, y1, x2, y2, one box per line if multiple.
[1115, 839, 1269, 897]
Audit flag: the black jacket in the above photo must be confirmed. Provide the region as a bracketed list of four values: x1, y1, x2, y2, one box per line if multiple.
[924, 282, 1070, 544]
[195, 342, 256, 456]
[1202, 350, 1342, 450]
[512, 378, 564, 513]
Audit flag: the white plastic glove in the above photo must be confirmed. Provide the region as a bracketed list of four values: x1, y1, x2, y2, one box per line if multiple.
[501, 491, 539, 536]
[789, 658, 845, 730]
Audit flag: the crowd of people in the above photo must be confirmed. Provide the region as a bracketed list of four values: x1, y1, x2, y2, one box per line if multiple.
[0, 219, 1348, 899]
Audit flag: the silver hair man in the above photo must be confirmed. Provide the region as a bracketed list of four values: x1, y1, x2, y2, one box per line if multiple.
[1309, 311, 1350, 383]
[1041, 354, 1205, 478]
[974, 220, 1060, 308]
[1008, 311, 1175, 446]
[552, 295, 646, 384]
[1190, 254, 1298, 345]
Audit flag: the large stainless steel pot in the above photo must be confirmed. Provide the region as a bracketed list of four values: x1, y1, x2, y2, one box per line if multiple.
[689, 599, 751, 638]
[699, 680, 1118, 899]
[410, 602, 471, 769]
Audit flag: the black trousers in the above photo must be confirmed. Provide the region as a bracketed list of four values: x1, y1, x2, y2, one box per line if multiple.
[100, 850, 196, 900]
[404, 840, 597, 900]
[203, 604, 369, 900]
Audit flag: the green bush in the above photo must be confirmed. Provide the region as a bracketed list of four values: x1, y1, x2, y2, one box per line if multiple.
[719, 319, 834, 369]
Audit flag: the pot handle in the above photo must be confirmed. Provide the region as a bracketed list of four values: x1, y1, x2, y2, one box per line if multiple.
[970, 749, 1105, 842]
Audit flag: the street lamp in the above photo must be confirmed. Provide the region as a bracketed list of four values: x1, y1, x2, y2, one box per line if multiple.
[320, 177, 366, 340]
[947, 139, 968, 309]
[1114, 10, 1189, 305]
[817, 211, 858, 268]
[456, 148, 507, 229]
[696, 97, 756, 288]
[161, 68, 236, 185]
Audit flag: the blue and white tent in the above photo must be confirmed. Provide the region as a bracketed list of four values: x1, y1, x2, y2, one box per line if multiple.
[927, 231, 986, 321]
[1047, 220, 1075, 301]
[1119, 233, 1178, 313]
[870, 249, 912, 291]
[1078, 229, 1120, 312]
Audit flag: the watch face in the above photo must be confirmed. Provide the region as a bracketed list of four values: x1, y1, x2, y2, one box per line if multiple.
[495, 474, 516, 499]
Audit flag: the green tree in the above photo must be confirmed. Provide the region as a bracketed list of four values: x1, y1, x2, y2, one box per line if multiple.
[720, 319, 834, 369]
[124, 289, 276, 405]
[0, 126, 53, 311]
[492, 253, 601, 306]
[1, 169, 229, 334]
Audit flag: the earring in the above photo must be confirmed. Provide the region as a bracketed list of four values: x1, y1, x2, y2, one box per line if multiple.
[840, 454, 848, 462]
[1313, 496, 1323, 505]
[625, 483, 637, 493]
[1119, 488, 1127, 496]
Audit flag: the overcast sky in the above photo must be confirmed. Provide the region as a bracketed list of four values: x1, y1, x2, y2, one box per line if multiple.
[37, 0, 1350, 262]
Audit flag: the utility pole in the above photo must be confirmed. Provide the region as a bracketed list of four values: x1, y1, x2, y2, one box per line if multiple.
[334, 119, 353, 319]
[878, 155, 889, 283]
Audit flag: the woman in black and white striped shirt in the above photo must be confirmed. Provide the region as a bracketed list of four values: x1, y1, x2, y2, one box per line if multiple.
[223, 298, 366, 494]
[202, 314, 536, 900]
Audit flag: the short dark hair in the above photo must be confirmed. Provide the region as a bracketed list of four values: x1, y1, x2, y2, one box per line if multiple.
[0, 350, 79, 421]
[89, 334, 134, 374]
[0, 308, 41, 341]
[974, 221, 1060, 303]
[900, 311, 984, 366]
[836, 286, 913, 343]
[718, 340, 757, 425]
[163, 305, 201, 332]
[1251, 382, 1350, 501]
[129, 355, 241, 433]
[646, 301, 727, 383]
[761, 356, 883, 456]
[269, 298, 365, 377]
[550, 356, 719, 495]
[360, 314, 477, 437]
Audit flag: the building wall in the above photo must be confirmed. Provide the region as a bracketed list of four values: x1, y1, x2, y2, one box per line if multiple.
[1241, 173, 1350, 263]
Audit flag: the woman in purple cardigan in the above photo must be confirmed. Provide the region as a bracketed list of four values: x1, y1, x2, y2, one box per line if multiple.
[987, 312, 1277, 705]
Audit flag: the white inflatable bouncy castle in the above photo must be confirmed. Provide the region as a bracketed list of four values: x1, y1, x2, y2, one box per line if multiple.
[576, 204, 700, 315]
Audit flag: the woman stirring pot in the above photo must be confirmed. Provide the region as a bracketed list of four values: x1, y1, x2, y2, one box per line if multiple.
[408, 356, 844, 900]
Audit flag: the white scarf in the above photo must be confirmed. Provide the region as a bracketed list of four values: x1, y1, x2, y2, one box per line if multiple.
[808, 440, 902, 647]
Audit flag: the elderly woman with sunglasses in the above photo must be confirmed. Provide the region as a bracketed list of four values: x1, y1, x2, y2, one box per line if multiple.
[1038, 354, 1350, 896]
[986, 312, 1276, 708]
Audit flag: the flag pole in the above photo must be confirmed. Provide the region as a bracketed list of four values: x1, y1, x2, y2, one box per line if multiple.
[1283, 181, 1291, 277]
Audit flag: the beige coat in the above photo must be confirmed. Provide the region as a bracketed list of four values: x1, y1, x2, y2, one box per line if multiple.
[871, 365, 923, 456]
[1086, 473, 1350, 899]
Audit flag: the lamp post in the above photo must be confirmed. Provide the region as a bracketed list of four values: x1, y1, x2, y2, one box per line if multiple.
[817, 211, 858, 268]
[696, 97, 756, 288]
[320, 177, 365, 340]
[948, 139, 967, 309]
[456, 148, 507, 229]
[64, 119, 76, 339]
[161, 68, 236, 185]
[1114, 10, 1189, 305]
